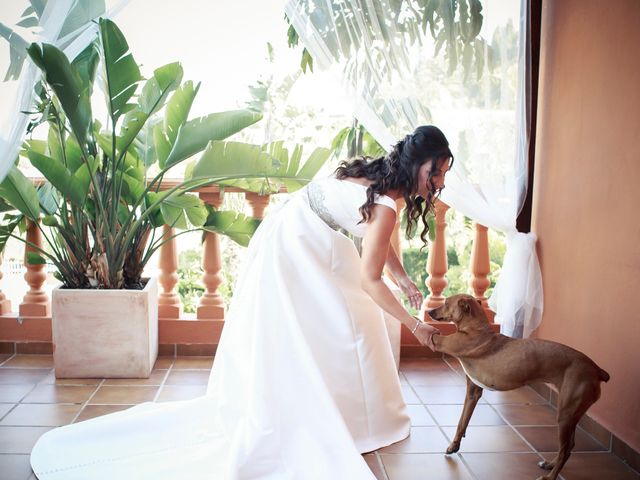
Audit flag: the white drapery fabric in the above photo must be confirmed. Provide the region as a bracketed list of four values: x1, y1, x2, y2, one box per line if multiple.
[285, 0, 543, 337]
[0, 0, 129, 184]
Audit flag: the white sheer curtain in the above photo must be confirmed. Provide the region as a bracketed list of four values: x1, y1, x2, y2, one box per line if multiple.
[285, 0, 543, 337]
[0, 0, 129, 184]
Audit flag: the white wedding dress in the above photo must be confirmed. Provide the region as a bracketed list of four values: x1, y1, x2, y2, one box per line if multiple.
[30, 176, 411, 479]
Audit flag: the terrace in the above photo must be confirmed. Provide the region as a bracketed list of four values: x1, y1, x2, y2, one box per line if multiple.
[0, 354, 637, 480]
[0, 0, 639, 478]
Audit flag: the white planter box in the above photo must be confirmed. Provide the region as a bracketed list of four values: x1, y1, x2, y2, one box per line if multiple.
[51, 277, 158, 378]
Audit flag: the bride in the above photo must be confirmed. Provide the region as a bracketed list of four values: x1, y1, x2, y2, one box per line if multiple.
[30, 125, 453, 479]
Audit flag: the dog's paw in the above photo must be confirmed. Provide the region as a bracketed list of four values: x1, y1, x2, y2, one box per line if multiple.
[537, 459, 554, 470]
[445, 442, 460, 454]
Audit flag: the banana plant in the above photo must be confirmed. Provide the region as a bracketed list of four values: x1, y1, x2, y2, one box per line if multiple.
[0, 18, 331, 289]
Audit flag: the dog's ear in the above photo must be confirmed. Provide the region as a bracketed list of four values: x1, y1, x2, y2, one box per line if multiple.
[457, 297, 471, 314]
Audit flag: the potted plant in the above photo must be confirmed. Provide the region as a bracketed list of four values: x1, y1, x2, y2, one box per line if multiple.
[0, 18, 330, 378]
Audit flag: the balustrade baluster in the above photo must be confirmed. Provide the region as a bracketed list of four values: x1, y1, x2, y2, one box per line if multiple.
[20, 219, 50, 317]
[158, 225, 182, 318]
[469, 223, 495, 321]
[423, 200, 450, 312]
[0, 255, 11, 314]
[198, 192, 225, 319]
[244, 192, 270, 219]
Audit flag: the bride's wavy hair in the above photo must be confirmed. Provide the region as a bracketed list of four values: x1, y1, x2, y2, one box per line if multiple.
[334, 125, 453, 244]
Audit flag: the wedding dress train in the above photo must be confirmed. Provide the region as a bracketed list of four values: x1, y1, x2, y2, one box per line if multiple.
[30, 177, 411, 479]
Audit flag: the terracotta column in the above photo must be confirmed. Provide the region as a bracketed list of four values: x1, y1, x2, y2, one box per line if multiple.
[0, 254, 12, 314]
[424, 200, 449, 311]
[197, 192, 225, 320]
[244, 192, 270, 219]
[20, 219, 50, 317]
[157, 225, 182, 318]
[469, 222, 495, 321]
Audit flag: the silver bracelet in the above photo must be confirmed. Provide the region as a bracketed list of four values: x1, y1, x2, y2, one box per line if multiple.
[411, 317, 421, 334]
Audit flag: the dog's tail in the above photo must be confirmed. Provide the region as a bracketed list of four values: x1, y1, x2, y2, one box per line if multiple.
[598, 367, 610, 383]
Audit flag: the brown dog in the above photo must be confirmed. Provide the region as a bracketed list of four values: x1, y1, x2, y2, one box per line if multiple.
[428, 294, 610, 480]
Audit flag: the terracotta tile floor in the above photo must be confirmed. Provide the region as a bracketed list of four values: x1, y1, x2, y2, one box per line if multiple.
[0, 354, 638, 480]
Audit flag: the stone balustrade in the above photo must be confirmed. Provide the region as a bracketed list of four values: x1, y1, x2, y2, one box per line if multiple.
[0, 183, 497, 354]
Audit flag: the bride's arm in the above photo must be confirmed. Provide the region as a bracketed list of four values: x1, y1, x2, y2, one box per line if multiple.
[384, 229, 424, 311]
[384, 244, 405, 282]
[360, 205, 437, 347]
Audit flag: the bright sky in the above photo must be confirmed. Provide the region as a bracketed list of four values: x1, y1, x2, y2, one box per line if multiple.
[1, 0, 519, 143]
[0, 0, 351, 131]
[0, 0, 520, 172]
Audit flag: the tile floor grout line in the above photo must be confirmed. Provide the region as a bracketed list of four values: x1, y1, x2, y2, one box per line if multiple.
[0, 403, 20, 423]
[11, 368, 49, 405]
[0, 362, 53, 426]
[69, 378, 106, 424]
[0, 369, 44, 422]
[487, 391, 613, 460]
[421, 404, 480, 480]
[4, 356, 633, 480]
[454, 451, 481, 480]
[0, 352, 17, 367]
[373, 451, 390, 480]
[403, 360, 479, 480]
[583, 425, 613, 453]
[406, 359, 567, 480]
[484, 396, 550, 466]
[152, 359, 175, 402]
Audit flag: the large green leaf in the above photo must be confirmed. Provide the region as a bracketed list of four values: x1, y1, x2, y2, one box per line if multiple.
[144, 192, 165, 227]
[120, 171, 146, 203]
[21, 139, 47, 157]
[192, 141, 270, 179]
[99, 18, 141, 122]
[160, 193, 207, 230]
[71, 156, 99, 205]
[96, 131, 142, 179]
[164, 81, 199, 140]
[153, 122, 172, 169]
[71, 40, 100, 96]
[118, 62, 183, 150]
[0, 166, 40, 219]
[37, 183, 60, 215]
[27, 151, 86, 206]
[26, 251, 47, 265]
[64, 136, 84, 173]
[47, 123, 64, 166]
[133, 117, 160, 167]
[0, 213, 24, 254]
[156, 80, 199, 167]
[297, 147, 331, 180]
[192, 141, 331, 194]
[202, 209, 261, 247]
[0, 197, 14, 213]
[164, 109, 262, 167]
[27, 43, 92, 148]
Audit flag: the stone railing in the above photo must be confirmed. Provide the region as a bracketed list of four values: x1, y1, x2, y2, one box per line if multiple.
[0, 181, 497, 355]
[421, 200, 495, 321]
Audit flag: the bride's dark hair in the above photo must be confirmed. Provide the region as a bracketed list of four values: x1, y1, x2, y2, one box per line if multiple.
[334, 125, 453, 244]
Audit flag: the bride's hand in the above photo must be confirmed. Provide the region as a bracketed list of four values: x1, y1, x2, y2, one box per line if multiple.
[398, 277, 423, 310]
[412, 319, 440, 351]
